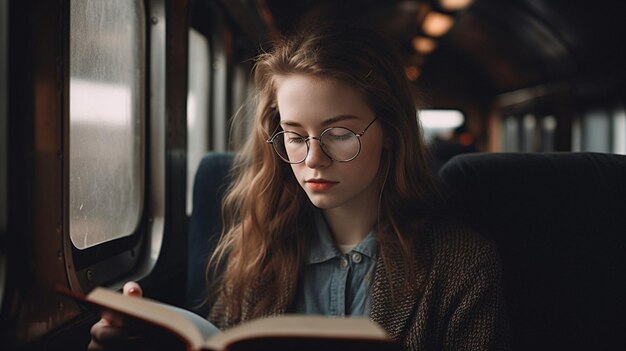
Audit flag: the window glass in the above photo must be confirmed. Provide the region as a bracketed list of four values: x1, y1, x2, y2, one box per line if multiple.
[502, 116, 519, 151]
[521, 114, 537, 152]
[571, 117, 582, 152]
[229, 64, 254, 150]
[582, 109, 610, 153]
[612, 105, 626, 155]
[69, 0, 145, 249]
[187, 28, 211, 215]
[211, 27, 228, 151]
[540, 115, 557, 152]
[418, 109, 464, 142]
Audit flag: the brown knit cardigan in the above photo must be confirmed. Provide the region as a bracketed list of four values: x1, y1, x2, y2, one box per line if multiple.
[209, 221, 510, 350]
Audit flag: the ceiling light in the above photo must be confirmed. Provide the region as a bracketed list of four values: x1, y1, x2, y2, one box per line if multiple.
[439, 0, 473, 11]
[422, 11, 454, 37]
[412, 36, 437, 54]
[405, 66, 421, 81]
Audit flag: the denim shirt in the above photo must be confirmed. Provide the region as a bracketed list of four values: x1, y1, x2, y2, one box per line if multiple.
[295, 211, 378, 317]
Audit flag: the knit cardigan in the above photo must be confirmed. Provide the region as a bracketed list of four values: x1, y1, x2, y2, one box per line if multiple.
[209, 221, 510, 350]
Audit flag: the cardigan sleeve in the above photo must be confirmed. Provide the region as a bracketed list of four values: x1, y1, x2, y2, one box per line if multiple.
[441, 240, 510, 350]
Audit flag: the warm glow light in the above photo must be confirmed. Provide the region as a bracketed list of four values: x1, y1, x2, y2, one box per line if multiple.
[405, 66, 421, 81]
[412, 36, 437, 54]
[422, 11, 454, 37]
[439, 0, 473, 11]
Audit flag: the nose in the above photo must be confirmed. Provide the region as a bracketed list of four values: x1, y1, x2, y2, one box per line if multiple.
[304, 138, 331, 168]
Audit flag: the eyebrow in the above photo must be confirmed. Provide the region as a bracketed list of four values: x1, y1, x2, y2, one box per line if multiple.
[279, 114, 361, 128]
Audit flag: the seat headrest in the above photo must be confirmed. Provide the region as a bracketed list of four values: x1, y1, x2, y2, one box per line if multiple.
[186, 152, 234, 315]
[440, 152, 626, 238]
[439, 152, 626, 350]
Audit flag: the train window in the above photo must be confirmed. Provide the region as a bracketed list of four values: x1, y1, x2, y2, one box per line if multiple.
[502, 116, 520, 152]
[211, 25, 229, 151]
[423, 109, 478, 169]
[521, 114, 537, 152]
[574, 104, 626, 154]
[571, 116, 582, 152]
[612, 105, 626, 155]
[580, 108, 611, 153]
[229, 64, 255, 150]
[69, 0, 145, 249]
[419, 109, 465, 142]
[540, 115, 557, 152]
[500, 114, 557, 152]
[187, 28, 211, 214]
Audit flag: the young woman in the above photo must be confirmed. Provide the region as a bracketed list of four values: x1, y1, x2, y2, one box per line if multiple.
[89, 26, 509, 350]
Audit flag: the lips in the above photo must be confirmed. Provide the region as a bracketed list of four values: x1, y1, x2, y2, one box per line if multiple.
[305, 179, 339, 191]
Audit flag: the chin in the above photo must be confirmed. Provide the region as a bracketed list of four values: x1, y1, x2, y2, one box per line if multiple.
[305, 193, 341, 210]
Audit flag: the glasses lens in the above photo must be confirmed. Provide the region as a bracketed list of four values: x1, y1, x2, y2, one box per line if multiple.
[320, 127, 360, 162]
[272, 131, 307, 163]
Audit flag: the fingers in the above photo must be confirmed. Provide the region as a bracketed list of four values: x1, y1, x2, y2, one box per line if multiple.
[101, 282, 142, 325]
[122, 281, 143, 297]
[89, 319, 134, 350]
[89, 281, 145, 350]
[100, 311, 123, 327]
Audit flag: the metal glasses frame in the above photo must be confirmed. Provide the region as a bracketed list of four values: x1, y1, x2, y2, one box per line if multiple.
[266, 118, 378, 164]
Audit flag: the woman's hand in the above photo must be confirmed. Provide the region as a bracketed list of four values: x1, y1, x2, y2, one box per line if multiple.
[88, 281, 143, 351]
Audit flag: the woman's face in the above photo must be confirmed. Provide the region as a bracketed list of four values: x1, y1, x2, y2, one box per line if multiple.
[274, 74, 385, 213]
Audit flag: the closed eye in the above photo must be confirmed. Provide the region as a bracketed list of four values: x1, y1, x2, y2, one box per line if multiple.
[328, 133, 352, 141]
[287, 137, 306, 144]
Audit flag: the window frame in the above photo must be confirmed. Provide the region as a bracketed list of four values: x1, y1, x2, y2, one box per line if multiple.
[63, 0, 156, 293]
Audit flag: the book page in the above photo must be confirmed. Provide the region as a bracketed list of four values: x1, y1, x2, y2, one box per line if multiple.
[204, 315, 389, 350]
[87, 288, 219, 350]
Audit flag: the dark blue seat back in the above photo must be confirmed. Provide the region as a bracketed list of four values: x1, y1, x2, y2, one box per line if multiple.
[439, 152, 626, 350]
[186, 152, 234, 316]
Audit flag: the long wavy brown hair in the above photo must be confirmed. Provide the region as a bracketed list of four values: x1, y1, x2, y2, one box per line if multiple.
[209, 25, 441, 318]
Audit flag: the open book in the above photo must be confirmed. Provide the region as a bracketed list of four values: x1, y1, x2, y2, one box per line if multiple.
[58, 286, 401, 351]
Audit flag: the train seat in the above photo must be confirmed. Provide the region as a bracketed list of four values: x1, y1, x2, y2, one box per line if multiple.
[439, 152, 626, 350]
[187, 151, 626, 349]
[186, 152, 234, 316]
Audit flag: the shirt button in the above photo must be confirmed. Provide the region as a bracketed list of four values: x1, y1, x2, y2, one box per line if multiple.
[340, 256, 349, 269]
[351, 252, 362, 263]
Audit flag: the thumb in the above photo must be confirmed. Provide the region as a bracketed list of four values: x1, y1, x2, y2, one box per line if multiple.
[122, 281, 143, 297]
[100, 282, 143, 325]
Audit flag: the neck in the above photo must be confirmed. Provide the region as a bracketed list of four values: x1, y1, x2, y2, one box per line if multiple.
[322, 202, 377, 246]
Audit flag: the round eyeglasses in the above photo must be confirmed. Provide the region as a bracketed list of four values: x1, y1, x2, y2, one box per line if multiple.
[266, 118, 377, 164]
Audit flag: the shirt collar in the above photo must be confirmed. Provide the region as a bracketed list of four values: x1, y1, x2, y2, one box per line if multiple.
[306, 210, 378, 264]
